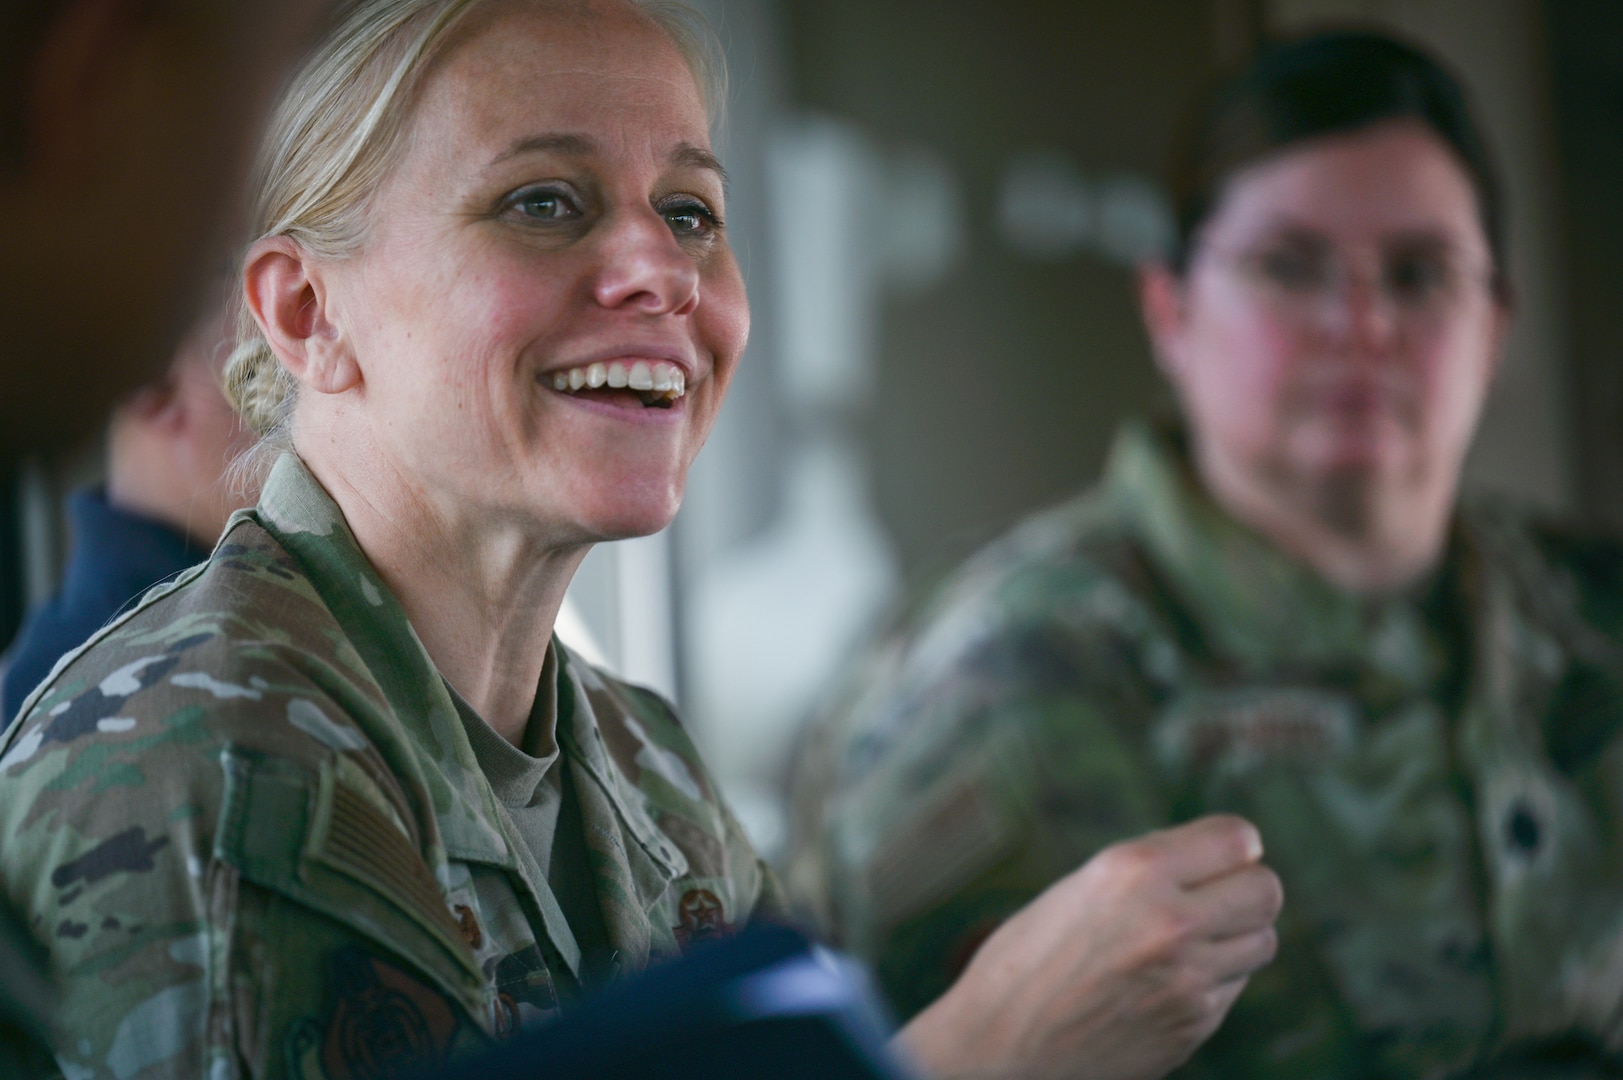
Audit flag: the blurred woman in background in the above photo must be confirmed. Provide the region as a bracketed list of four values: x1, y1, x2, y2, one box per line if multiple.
[790, 30, 1623, 1079]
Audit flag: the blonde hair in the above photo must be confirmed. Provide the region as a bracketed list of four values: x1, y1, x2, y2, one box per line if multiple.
[224, 0, 727, 449]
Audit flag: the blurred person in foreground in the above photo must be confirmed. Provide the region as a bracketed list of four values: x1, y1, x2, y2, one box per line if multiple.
[0, 0, 328, 1068]
[1, 293, 260, 724]
[0, 1, 1280, 1077]
[0, 0, 330, 459]
[788, 30, 1623, 1080]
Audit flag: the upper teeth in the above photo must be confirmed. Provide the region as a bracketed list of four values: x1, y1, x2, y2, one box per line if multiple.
[550, 360, 686, 399]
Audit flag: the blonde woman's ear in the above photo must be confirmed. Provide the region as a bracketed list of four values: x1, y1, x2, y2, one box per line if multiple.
[243, 238, 360, 396]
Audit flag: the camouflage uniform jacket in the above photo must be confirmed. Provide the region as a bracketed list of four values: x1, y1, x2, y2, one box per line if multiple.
[787, 420, 1623, 1079]
[0, 454, 777, 1080]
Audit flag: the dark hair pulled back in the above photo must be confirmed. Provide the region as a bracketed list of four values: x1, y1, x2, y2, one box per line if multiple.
[1167, 29, 1505, 287]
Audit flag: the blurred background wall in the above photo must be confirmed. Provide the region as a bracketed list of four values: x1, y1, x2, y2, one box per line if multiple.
[6, 0, 1621, 861]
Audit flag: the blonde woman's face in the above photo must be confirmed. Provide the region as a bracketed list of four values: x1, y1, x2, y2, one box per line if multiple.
[325, 0, 747, 543]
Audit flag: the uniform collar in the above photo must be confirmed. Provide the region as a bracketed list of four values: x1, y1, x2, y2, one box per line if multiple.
[250, 454, 686, 974]
[555, 648, 689, 968]
[249, 454, 514, 866]
[1106, 420, 1453, 691]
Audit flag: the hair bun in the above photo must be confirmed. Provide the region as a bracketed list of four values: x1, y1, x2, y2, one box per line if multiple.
[224, 335, 296, 438]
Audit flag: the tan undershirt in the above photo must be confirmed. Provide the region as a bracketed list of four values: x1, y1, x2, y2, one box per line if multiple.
[445, 644, 614, 986]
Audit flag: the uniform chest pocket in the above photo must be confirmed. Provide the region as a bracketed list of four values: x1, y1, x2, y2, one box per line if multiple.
[213, 744, 485, 1022]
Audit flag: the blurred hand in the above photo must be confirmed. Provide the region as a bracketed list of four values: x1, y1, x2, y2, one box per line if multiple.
[895, 814, 1283, 1080]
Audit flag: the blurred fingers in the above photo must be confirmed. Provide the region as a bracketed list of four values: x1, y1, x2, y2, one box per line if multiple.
[1202, 925, 1279, 983]
[1187, 860, 1284, 938]
[1194, 972, 1251, 1037]
[1149, 814, 1265, 888]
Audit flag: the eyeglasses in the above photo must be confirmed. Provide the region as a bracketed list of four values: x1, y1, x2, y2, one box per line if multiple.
[1196, 237, 1498, 330]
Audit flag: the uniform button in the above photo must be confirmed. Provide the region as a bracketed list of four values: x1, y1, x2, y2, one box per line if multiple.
[1504, 802, 1541, 855]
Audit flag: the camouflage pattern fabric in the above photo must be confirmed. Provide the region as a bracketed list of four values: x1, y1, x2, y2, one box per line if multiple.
[0, 890, 59, 1075]
[0, 453, 778, 1079]
[787, 420, 1623, 1079]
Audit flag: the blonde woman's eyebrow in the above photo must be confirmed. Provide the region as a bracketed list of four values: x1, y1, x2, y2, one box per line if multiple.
[672, 142, 728, 190]
[486, 135, 726, 191]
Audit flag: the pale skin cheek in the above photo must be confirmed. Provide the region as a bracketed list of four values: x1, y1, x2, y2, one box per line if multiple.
[404, 268, 535, 416]
[1191, 307, 1301, 463]
[1418, 337, 1493, 464]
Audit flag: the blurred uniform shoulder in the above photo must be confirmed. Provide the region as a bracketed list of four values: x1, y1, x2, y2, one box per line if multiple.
[880, 482, 1154, 697]
[1499, 502, 1623, 627]
[1461, 497, 1623, 639]
[1460, 497, 1623, 778]
[819, 475, 1169, 769]
[784, 478, 1169, 939]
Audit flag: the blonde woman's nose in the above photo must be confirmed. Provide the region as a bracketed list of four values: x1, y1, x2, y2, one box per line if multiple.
[591, 208, 701, 317]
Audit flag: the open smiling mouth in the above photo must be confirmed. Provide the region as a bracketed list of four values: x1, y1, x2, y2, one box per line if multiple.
[550, 359, 686, 409]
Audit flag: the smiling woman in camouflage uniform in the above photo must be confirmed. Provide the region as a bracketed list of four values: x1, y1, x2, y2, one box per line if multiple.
[0, 1, 766, 1075]
[788, 31, 1623, 1080]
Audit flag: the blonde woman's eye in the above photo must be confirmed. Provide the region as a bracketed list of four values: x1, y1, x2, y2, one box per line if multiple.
[505, 186, 579, 222]
[661, 198, 721, 238]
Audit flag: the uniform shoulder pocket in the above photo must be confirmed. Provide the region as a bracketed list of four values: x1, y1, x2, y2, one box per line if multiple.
[213, 744, 484, 1021]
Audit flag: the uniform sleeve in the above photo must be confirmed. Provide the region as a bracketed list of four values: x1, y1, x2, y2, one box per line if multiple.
[0, 673, 231, 1079]
[0, 646, 488, 1079]
[0, 891, 61, 1074]
[786, 566, 1176, 1020]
